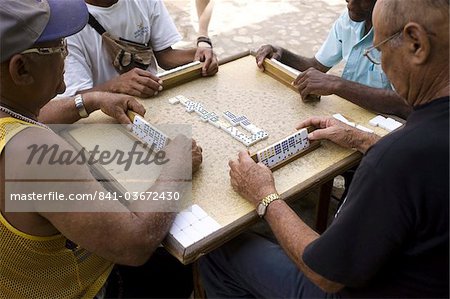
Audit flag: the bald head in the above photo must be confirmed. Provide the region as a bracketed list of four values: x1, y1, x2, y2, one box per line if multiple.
[376, 0, 449, 35]
[373, 0, 449, 105]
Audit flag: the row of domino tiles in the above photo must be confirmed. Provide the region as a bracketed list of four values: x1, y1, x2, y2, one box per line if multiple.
[169, 95, 269, 147]
[256, 128, 310, 168]
[169, 204, 222, 248]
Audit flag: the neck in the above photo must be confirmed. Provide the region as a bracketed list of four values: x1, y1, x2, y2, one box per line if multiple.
[410, 67, 450, 107]
[85, 0, 118, 7]
[364, 19, 373, 35]
[0, 98, 39, 121]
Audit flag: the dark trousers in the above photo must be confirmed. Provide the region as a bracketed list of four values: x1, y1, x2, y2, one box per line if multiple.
[106, 247, 193, 298]
[199, 232, 338, 299]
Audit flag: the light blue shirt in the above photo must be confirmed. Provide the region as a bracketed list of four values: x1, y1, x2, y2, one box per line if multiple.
[315, 11, 391, 90]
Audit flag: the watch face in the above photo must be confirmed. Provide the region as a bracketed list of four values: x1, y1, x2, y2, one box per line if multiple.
[256, 203, 266, 217]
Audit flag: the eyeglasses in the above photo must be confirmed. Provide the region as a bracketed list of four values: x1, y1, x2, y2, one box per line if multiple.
[20, 39, 68, 58]
[364, 31, 402, 65]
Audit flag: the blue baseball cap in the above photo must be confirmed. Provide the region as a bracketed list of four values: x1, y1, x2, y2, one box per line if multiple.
[0, 0, 89, 62]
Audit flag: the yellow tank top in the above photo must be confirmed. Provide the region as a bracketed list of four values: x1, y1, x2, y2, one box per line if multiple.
[0, 117, 114, 298]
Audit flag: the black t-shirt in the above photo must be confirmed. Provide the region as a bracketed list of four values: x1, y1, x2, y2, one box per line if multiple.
[303, 97, 449, 298]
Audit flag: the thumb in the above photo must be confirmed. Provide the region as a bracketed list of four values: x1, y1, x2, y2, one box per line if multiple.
[308, 127, 332, 141]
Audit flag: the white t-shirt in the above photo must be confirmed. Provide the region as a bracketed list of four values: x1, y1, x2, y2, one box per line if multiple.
[61, 0, 182, 97]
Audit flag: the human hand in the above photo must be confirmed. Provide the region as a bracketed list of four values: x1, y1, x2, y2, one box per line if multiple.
[194, 47, 219, 76]
[191, 139, 203, 174]
[107, 68, 163, 98]
[229, 151, 277, 206]
[255, 44, 283, 70]
[296, 116, 379, 153]
[292, 68, 340, 102]
[85, 91, 146, 124]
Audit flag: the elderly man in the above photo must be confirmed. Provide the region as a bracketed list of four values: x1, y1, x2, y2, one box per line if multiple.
[256, 0, 411, 119]
[61, 0, 219, 98]
[200, 0, 449, 297]
[0, 0, 202, 297]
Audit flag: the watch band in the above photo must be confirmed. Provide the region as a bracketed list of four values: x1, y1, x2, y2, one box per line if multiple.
[261, 193, 280, 207]
[257, 193, 280, 218]
[74, 94, 89, 118]
[197, 36, 213, 48]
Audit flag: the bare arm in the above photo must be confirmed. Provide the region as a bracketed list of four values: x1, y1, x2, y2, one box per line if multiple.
[228, 152, 344, 293]
[196, 0, 214, 37]
[6, 129, 201, 266]
[296, 116, 381, 154]
[38, 92, 146, 124]
[294, 70, 412, 119]
[154, 47, 197, 70]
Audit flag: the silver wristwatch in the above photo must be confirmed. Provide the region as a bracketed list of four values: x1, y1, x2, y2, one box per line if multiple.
[74, 94, 88, 118]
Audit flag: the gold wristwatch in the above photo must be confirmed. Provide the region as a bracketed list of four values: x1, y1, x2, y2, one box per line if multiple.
[256, 193, 280, 218]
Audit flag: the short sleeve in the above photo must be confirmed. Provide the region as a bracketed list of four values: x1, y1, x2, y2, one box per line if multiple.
[149, 0, 182, 51]
[61, 35, 94, 97]
[302, 153, 412, 287]
[315, 12, 345, 68]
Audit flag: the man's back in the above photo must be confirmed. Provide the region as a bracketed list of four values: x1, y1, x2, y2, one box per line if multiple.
[304, 97, 449, 297]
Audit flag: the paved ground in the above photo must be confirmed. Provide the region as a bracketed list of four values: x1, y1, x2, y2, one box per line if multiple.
[165, 0, 348, 228]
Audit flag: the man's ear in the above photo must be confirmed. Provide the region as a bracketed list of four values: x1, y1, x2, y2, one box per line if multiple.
[403, 22, 431, 65]
[8, 54, 35, 85]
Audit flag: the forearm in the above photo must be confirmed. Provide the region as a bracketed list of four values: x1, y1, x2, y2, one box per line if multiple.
[280, 49, 328, 73]
[333, 79, 412, 119]
[38, 92, 107, 124]
[155, 48, 197, 70]
[265, 200, 343, 292]
[348, 130, 381, 154]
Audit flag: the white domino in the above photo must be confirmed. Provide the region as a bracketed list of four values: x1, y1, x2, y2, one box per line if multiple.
[169, 96, 269, 147]
[369, 115, 386, 127]
[169, 205, 222, 248]
[356, 124, 374, 133]
[369, 115, 403, 132]
[132, 115, 169, 151]
[168, 97, 180, 105]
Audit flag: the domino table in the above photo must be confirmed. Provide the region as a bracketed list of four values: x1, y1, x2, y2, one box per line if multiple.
[67, 52, 393, 264]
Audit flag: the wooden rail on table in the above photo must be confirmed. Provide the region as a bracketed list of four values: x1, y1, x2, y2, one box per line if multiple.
[261, 58, 321, 102]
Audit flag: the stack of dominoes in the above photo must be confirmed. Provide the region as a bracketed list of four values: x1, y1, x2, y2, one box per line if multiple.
[369, 115, 403, 132]
[169, 204, 222, 248]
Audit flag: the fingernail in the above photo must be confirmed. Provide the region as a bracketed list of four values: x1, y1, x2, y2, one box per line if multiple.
[154, 91, 158, 96]
[158, 85, 163, 91]
[308, 133, 313, 139]
[158, 80, 163, 84]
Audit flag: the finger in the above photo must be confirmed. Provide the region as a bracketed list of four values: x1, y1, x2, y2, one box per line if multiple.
[134, 68, 161, 81]
[228, 159, 238, 171]
[308, 126, 334, 141]
[127, 98, 146, 116]
[292, 72, 305, 86]
[113, 109, 133, 124]
[136, 76, 162, 93]
[238, 150, 254, 164]
[295, 116, 326, 130]
[202, 57, 212, 76]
